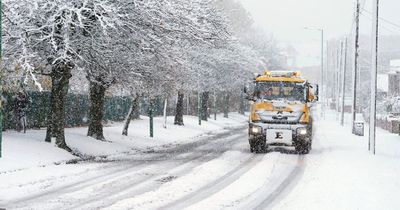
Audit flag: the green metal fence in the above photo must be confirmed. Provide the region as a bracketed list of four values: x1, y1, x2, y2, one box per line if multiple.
[2, 91, 133, 130]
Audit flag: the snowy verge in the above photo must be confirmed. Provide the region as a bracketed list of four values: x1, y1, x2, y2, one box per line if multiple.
[273, 112, 400, 210]
[0, 113, 247, 173]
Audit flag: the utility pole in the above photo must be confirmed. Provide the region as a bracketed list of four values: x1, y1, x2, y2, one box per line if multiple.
[336, 43, 342, 119]
[321, 30, 325, 119]
[352, 0, 361, 133]
[326, 41, 330, 111]
[333, 45, 337, 112]
[341, 37, 348, 126]
[339, 41, 344, 117]
[0, 0, 3, 158]
[369, 0, 379, 154]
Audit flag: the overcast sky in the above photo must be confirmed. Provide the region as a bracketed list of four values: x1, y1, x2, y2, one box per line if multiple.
[239, 0, 400, 67]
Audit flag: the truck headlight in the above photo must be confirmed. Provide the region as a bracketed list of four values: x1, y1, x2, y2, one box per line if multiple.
[250, 126, 263, 134]
[297, 127, 307, 135]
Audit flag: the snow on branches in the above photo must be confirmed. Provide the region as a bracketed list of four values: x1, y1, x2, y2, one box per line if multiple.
[3, 0, 121, 86]
[3, 0, 283, 96]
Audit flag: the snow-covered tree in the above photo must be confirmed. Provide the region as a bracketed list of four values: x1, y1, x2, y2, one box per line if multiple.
[3, 0, 121, 151]
[3, 0, 284, 148]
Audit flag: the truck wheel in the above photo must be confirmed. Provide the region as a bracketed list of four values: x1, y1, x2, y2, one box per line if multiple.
[295, 140, 311, 154]
[302, 142, 311, 154]
[250, 145, 255, 153]
[254, 143, 265, 153]
[250, 141, 265, 153]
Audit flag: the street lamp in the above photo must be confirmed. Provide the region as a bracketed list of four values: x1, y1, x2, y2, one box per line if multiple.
[0, 0, 3, 158]
[304, 27, 324, 118]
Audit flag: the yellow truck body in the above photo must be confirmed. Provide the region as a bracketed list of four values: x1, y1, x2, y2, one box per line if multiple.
[247, 70, 318, 153]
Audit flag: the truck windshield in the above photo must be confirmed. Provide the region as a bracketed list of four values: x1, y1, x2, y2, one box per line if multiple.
[255, 82, 306, 102]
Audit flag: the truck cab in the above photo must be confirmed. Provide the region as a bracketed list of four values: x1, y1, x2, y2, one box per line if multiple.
[246, 70, 318, 154]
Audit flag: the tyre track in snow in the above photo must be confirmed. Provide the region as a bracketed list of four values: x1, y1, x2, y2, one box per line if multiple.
[252, 115, 324, 209]
[6, 150, 198, 208]
[161, 124, 312, 210]
[250, 118, 322, 209]
[66, 132, 248, 210]
[6, 161, 149, 209]
[161, 148, 306, 210]
[7, 127, 246, 210]
[160, 152, 264, 210]
[5, 125, 245, 198]
[251, 155, 305, 210]
[250, 116, 321, 209]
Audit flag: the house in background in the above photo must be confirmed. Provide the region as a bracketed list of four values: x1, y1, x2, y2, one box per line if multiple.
[389, 59, 400, 97]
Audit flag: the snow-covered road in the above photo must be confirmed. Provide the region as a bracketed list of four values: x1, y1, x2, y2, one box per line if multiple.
[1, 125, 307, 210]
[2, 112, 400, 210]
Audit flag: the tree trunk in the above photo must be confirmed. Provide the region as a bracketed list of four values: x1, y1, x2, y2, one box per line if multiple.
[45, 90, 55, 143]
[186, 94, 190, 115]
[149, 99, 154, 137]
[44, 64, 72, 152]
[132, 95, 140, 120]
[213, 92, 217, 120]
[239, 91, 245, 115]
[223, 92, 230, 118]
[174, 91, 184, 126]
[201, 92, 209, 121]
[87, 82, 106, 141]
[122, 94, 140, 136]
[163, 98, 167, 129]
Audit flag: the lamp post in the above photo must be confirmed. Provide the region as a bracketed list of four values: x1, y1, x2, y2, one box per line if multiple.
[352, 0, 361, 134]
[0, 0, 3, 158]
[304, 27, 324, 118]
[341, 37, 348, 126]
[369, 0, 379, 154]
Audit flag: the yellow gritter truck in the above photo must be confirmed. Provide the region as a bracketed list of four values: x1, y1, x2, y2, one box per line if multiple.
[246, 70, 319, 154]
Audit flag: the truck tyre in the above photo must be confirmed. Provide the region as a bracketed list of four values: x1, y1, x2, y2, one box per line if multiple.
[295, 140, 311, 154]
[250, 140, 265, 153]
[301, 142, 311, 154]
[254, 142, 265, 153]
[308, 117, 314, 137]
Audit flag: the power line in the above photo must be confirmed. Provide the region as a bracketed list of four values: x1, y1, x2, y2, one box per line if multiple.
[360, 12, 400, 35]
[362, 8, 400, 30]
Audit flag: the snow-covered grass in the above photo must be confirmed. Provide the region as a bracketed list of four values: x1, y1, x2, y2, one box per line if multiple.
[0, 113, 247, 173]
[274, 111, 400, 210]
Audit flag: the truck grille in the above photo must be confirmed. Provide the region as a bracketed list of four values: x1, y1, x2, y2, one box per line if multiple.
[257, 111, 303, 124]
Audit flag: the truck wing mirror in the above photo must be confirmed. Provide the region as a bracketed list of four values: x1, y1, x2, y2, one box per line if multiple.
[314, 84, 319, 102]
[308, 84, 319, 102]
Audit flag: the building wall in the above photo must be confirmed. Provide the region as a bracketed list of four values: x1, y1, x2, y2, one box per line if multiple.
[389, 72, 400, 96]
